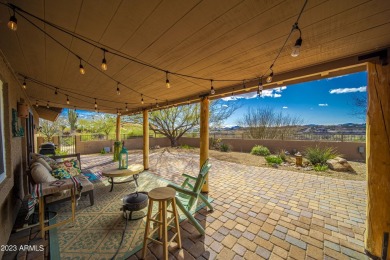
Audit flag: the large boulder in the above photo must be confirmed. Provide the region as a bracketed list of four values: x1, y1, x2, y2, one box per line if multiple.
[326, 157, 354, 172]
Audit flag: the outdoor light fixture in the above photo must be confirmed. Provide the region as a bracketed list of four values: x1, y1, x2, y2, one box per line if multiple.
[101, 49, 108, 71]
[22, 78, 26, 89]
[94, 98, 98, 108]
[125, 103, 128, 111]
[258, 77, 263, 96]
[116, 82, 120, 95]
[55, 88, 58, 95]
[165, 71, 170, 88]
[66, 96, 70, 105]
[291, 23, 303, 57]
[35, 100, 39, 107]
[141, 95, 144, 104]
[46, 101, 50, 108]
[210, 80, 215, 95]
[79, 59, 85, 75]
[8, 8, 17, 31]
[266, 70, 274, 83]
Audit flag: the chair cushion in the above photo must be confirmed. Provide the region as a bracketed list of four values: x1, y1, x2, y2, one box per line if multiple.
[31, 163, 58, 183]
[52, 159, 81, 177]
[30, 152, 58, 169]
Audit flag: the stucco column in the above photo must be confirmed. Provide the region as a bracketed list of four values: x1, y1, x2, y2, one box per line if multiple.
[365, 62, 390, 258]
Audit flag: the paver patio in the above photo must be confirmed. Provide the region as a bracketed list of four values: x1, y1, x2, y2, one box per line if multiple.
[5, 150, 367, 259]
[81, 150, 367, 259]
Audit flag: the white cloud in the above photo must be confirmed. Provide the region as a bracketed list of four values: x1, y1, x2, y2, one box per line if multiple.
[329, 86, 366, 94]
[274, 86, 287, 93]
[282, 106, 288, 109]
[222, 104, 229, 107]
[318, 103, 328, 107]
[326, 75, 347, 81]
[221, 92, 257, 101]
[273, 94, 282, 98]
[222, 86, 286, 101]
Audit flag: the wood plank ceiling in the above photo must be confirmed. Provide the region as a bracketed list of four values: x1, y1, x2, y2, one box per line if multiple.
[0, 0, 389, 115]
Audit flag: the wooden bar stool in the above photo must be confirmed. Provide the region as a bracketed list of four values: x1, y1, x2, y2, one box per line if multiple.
[142, 187, 182, 259]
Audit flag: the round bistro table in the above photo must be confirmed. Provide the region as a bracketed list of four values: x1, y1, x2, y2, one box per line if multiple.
[102, 164, 144, 192]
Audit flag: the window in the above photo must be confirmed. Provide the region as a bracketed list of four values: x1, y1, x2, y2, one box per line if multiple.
[0, 81, 5, 183]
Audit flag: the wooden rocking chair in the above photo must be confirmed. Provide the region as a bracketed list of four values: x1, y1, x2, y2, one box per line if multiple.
[167, 159, 213, 235]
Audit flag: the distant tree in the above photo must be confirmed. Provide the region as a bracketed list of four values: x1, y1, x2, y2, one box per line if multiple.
[351, 95, 367, 121]
[39, 118, 60, 142]
[123, 99, 240, 147]
[92, 114, 116, 138]
[67, 109, 78, 134]
[238, 107, 303, 139]
[56, 116, 68, 135]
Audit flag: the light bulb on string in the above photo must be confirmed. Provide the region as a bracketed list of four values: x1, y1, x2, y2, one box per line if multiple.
[35, 100, 39, 107]
[156, 99, 159, 108]
[210, 80, 215, 95]
[116, 82, 120, 95]
[258, 77, 263, 95]
[46, 101, 50, 108]
[22, 78, 27, 89]
[187, 99, 190, 106]
[141, 95, 144, 104]
[55, 88, 58, 95]
[291, 23, 303, 57]
[231, 88, 235, 97]
[165, 71, 170, 88]
[266, 67, 274, 83]
[125, 103, 128, 111]
[242, 80, 247, 91]
[8, 8, 17, 31]
[101, 49, 107, 71]
[94, 98, 98, 108]
[66, 96, 70, 105]
[79, 58, 85, 75]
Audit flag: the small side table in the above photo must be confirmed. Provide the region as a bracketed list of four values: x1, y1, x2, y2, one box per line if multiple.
[142, 187, 182, 260]
[102, 164, 144, 192]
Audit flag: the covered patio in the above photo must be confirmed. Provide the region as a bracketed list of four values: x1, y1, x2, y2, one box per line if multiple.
[0, 0, 389, 259]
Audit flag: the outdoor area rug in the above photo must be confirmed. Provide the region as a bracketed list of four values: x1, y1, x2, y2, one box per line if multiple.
[49, 171, 212, 259]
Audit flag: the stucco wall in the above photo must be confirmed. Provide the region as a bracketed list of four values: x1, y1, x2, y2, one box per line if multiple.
[0, 51, 39, 257]
[179, 137, 366, 161]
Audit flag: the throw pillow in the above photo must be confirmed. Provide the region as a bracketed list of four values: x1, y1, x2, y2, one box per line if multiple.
[30, 152, 57, 169]
[51, 168, 71, 179]
[36, 158, 52, 172]
[31, 163, 58, 183]
[53, 159, 81, 177]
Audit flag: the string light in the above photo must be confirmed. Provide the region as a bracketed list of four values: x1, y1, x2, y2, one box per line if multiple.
[231, 88, 234, 97]
[55, 88, 58, 95]
[94, 98, 98, 108]
[22, 78, 26, 89]
[266, 68, 273, 83]
[7, 7, 17, 31]
[141, 95, 144, 104]
[187, 99, 190, 106]
[101, 49, 107, 71]
[125, 103, 128, 111]
[66, 95, 70, 105]
[35, 100, 38, 107]
[46, 101, 50, 108]
[210, 80, 215, 95]
[165, 71, 170, 88]
[79, 58, 85, 75]
[242, 80, 247, 91]
[116, 82, 120, 95]
[156, 99, 159, 108]
[258, 77, 263, 95]
[291, 23, 302, 57]
[117, 109, 121, 116]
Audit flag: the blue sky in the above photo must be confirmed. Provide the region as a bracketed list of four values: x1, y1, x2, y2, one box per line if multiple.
[67, 71, 367, 126]
[221, 71, 367, 126]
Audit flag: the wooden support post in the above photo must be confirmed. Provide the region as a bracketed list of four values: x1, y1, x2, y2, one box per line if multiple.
[200, 97, 209, 193]
[365, 62, 390, 258]
[143, 109, 149, 170]
[116, 115, 121, 141]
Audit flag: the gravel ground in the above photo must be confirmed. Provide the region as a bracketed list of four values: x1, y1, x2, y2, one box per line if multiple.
[155, 147, 367, 181]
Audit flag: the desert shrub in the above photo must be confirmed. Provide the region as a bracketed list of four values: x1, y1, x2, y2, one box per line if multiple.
[210, 137, 222, 150]
[313, 164, 328, 171]
[55, 149, 68, 156]
[219, 143, 232, 152]
[305, 146, 339, 165]
[180, 144, 193, 149]
[265, 155, 283, 165]
[250, 145, 271, 156]
[278, 149, 288, 162]
[100, 148, 106, 154]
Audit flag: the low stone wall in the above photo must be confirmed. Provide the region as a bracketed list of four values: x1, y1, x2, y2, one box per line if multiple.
[178, 137, 366, 161]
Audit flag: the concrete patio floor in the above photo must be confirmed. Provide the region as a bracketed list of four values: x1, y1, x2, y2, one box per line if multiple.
[5, 150, 368, 259]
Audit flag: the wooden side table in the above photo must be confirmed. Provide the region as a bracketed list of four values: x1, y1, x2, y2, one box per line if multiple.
[142, 187, 182, 260]
[102, 164, 144, 192]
